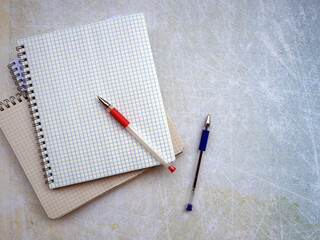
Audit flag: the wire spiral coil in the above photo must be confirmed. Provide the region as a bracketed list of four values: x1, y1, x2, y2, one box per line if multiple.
[16, 45, 54, 185]
[7, 58, 28, 92]
[0, 93, 28, 111]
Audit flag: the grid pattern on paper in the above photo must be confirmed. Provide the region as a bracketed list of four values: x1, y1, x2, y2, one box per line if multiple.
[17, 13, 176, 189]
[0, 96, 183, 218]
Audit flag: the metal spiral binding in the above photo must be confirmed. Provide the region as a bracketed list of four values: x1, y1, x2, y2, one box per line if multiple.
[7, 58, 28, 92]
[0, 93, 28, 111]
[16, 45, 54, 185]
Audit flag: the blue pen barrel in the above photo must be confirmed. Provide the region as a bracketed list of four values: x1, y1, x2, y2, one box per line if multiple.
[199, 130, 210, 151]
[186, 115, 211, 212]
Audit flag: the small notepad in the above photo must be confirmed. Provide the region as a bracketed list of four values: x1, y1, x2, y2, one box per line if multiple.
[17, 13, 175, 189]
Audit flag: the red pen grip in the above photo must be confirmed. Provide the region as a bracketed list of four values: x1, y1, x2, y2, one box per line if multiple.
[109, 108, 130, 127]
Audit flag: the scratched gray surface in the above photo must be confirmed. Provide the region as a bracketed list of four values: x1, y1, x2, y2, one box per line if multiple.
[1, 0, 320, 239]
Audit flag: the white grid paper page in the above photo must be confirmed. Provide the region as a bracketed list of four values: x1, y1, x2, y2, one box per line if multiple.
[18, 13, 175, 189]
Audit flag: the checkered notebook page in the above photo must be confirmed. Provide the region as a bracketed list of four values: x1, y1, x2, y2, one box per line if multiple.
[18, 13, 176, 189]
[0, 96, 184, 218]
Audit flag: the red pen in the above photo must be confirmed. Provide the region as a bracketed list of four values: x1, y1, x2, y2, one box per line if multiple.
[98, 96, 176, 173]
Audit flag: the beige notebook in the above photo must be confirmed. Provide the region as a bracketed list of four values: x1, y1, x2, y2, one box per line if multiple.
[0, 93, 184, 219]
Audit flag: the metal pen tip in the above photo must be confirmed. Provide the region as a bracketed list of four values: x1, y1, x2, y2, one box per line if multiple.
[97, 96, 111, 107]
[205, 114, 211, 129]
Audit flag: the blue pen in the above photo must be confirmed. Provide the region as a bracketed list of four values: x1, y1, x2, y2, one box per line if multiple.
[186, 114, 211, 211]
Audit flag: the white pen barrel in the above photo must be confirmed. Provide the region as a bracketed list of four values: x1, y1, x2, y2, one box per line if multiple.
[126, 124, 170, 168]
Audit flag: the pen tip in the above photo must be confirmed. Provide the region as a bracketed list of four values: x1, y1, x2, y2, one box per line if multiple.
[97, 96, 111, 107]
[205, 114, 211, 128]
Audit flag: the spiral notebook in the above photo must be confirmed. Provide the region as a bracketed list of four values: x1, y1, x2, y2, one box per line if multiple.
[16, 13, 176, 189]
[0, 91, 184, 218]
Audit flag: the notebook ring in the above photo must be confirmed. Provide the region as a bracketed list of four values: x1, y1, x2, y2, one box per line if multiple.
[16, 44, 54, 186]
[0, 99, 11, 110]
[7, 62, 15, 69]
[7, 59, 27, 94]
[16, 45, 24, 51]
[9, 96, 17, 105]
[43, 173, 52, 178]
[10, 68, 18, 74]
[0, 93, 27, 111]
[40, 160, 50, 165]
[42, 167, 51, 171]
[38, 148, 47, 153]
[17, 52, 26, 57]
[15, 93, 25, 102]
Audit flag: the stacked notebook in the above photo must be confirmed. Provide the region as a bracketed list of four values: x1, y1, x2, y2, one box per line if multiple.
[0, 13, 184, 218]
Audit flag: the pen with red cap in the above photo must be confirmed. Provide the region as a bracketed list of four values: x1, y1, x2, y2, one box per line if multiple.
[98, 96, 176, 173]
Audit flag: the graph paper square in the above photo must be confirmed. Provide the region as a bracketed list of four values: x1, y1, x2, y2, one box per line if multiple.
[18, 13, 176, 189]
